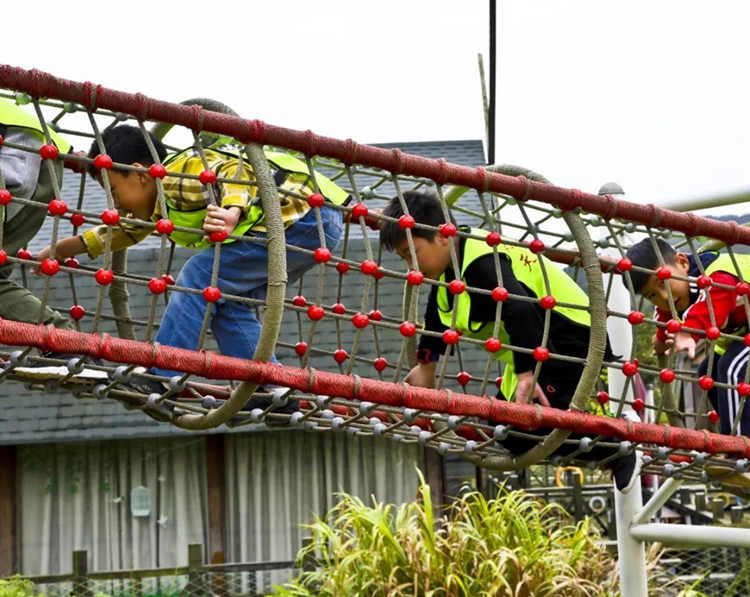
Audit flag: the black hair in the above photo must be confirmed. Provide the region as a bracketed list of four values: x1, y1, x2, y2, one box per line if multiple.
[87, 124, 167, 179]
[624, 237, 678, 293]
[380, 190, 456, 251]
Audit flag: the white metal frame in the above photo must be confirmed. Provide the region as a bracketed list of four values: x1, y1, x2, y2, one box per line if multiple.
[606, 266, 648, 596]
[657, 187, 750, 213]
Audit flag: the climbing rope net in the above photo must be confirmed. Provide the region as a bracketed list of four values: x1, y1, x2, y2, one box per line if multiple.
[1, 64, 750, 490]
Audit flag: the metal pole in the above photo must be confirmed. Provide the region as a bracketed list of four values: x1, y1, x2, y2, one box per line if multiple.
[630, 523, 750, 548]
[656, 187, 750, 213]
[488, 0, 496, 165]
[614, 487, 647, 594]
[608, 282, 648, 596]
[602, 183, 648, 597]
[643, 382, 659, 491]
[632, 477, 683, 526]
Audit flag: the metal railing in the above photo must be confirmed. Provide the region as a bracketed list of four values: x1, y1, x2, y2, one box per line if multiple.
[11, 543, 314, 597]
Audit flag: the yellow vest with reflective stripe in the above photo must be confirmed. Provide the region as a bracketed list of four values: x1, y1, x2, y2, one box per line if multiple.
[702, 253, 750, 353]
[0, 99, 71, 153]
[161, 145, 348, 249]
[704, 253, 750, 284]
[436, 228, 591, 398]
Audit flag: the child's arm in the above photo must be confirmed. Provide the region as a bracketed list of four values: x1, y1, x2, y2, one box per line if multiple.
[202, 204, 242, 235]
[652, 306, 673, 355]
[410, 284, 449, 374]
[514, 370, 551, 406]
[404, 361, 437, 388]
[652, 334, 669, 355]
[34, 216, 153, 271]
[33, 235, 87, 273]
[683, 271, 739, 336]
[200, 156, 252, 235]
[670, 331, 697, 359]
[199, 159, 253, 234]
[652, 306, 672, 354]
[79, 220, 152, 259]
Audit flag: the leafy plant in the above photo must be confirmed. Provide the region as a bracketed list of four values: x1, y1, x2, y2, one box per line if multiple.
[275, 475, 616, 596]
[0, 576, 42, 597]
[274, 475, 711, 597]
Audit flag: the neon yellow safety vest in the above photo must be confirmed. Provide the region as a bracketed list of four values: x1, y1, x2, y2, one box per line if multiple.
[0, 99, 71, 153]
[702, 253, 750, 353]
[436, 228, 591, 399]
[162, 144, 348, 249]
[703, 253, 750, 287]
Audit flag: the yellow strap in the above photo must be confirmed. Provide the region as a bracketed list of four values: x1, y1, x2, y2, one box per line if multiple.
[555, 466, 584, 488]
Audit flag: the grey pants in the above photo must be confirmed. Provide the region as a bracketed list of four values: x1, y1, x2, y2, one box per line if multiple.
[0, 160, 72, 330]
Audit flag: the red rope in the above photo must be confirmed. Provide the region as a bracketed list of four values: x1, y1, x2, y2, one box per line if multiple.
[2, 318, 748, 457]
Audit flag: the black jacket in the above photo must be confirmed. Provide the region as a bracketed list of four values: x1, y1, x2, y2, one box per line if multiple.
[418, 237, 612, 373]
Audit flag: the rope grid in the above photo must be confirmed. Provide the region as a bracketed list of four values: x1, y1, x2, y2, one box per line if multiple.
[1, 64, 750, 492]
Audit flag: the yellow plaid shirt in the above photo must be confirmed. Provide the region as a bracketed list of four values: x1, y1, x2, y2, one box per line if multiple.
[82, 148, 312, 258]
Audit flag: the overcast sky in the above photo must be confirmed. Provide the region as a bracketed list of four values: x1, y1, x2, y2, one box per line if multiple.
[3, 1, 748, 215]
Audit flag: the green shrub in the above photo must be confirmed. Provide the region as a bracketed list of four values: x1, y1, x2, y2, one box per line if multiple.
[275, 478, 617, 596]
[274, 477, 710, 597]
[0, 576, 41, 597]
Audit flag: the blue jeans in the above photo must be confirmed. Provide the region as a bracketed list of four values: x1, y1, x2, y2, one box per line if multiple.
[151, 206, 343, 377]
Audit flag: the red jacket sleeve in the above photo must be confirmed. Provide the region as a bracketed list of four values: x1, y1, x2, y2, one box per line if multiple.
[653, 307, 672, 343]
[682, 271, 739, 339]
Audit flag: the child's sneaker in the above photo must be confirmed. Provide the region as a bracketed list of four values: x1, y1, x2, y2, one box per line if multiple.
[611, 410, 642, 494]
[241, 385, 299, 425]
[611, 449, 641, 494]
[116, 374, 175, 422]
[121, 375, 168, 396]
[14, 351, 108, 380]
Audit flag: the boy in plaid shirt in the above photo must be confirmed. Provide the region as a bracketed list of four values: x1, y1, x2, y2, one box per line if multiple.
[38, 125, 345, 409]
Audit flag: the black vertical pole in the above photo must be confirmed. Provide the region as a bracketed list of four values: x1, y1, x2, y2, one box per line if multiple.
[488, 0, 497, 165]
